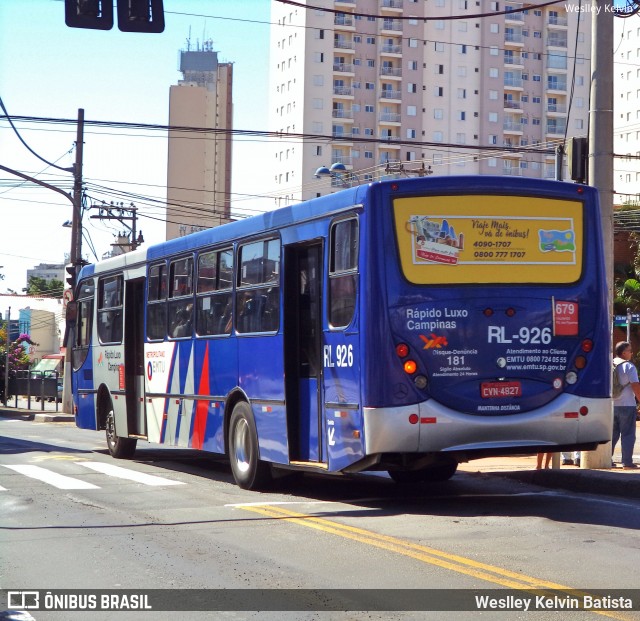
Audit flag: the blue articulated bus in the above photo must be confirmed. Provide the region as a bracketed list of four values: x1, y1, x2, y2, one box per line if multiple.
[68, 176, 611, 489]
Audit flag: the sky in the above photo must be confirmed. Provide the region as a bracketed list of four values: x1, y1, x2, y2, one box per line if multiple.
[0, 0, 272, 296]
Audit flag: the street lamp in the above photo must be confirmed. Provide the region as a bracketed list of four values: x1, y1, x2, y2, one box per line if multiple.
[314, 162, 360, 188]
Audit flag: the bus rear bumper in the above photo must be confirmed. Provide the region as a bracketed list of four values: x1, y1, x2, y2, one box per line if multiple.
[362, 394, 612, 458]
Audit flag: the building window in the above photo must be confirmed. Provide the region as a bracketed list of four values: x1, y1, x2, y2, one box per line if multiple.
[434, 86, 444, 97]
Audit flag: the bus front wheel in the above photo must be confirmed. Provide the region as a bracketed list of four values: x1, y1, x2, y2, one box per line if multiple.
[228, 401, 271, 490]
[105, 406, 137, 459]
[389, 462, 458, 484]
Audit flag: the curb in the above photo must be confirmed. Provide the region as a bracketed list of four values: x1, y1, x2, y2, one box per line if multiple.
[470, 468, 640, 500]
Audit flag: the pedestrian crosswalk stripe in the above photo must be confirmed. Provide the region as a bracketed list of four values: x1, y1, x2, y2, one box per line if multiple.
[74, 461, 185, 486]
[2, 465, 100, 490]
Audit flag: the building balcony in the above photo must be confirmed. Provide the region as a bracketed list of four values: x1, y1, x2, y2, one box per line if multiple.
[547, 80, 567, 92]
[379, 133, 401, 141]
[504, 53, 524, 66]
[546, 103, 567, 114]
[503, 121, 524, 133]
[381, 19, 403, 32]
[379, 89, 401, 100]
[334, 15, 355, 28]
[378, 112, 401, 123]
[504, 77, 524, 90]
[333, 63, 354, 74]
[380, 66, 402, 78]
[503, 167, 523, 176]
[504, 99, 522, 112]
[335, 0, 355, 4]
[505, 11, 524, 22]
[380, 43, 403, 55]
[381, 0, 403, 10]
[548, 15, 568, 27]
[334, 40, 355, 51]
[331, 154, 353, 166]
[333, 86, 354, 97]
[331, 131, 354, 142]
[546, 123, 566, 135]
[547, 35, 567, 48]
[332, 108, 354, 120]
[504, 32, 524, 45]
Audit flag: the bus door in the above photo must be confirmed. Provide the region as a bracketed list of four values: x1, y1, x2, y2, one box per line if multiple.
[124, 278, 146, 437]
[284, 243, 324, 463]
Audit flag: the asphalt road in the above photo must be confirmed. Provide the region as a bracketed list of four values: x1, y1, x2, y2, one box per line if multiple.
[1, 415, 639, 621]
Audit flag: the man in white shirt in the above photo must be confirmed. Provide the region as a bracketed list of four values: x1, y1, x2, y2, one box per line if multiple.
[612, 341, 640, 469]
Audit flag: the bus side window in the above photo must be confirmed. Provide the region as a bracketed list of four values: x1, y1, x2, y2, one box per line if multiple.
[196, 248, 233, 336]
[329, 218, 358, 329]
[72, 279, 94, 370]
[97, 275, 123, 344]
[236, 238, 280, 334]
[147, 262, 167, 340]
[168, 256, 194, 339]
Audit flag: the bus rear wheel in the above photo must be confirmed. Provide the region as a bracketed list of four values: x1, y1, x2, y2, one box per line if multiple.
[105, 405, 137, 459]
[228, 401, 271, 490]
[389, 462, 458, 484]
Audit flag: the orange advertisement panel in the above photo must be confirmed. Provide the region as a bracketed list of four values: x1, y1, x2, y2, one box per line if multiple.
[393, 195, 583, 284]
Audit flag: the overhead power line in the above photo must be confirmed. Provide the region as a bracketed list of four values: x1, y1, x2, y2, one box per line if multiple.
[274, 0, 566, 21]
[0, 114, 558, 156]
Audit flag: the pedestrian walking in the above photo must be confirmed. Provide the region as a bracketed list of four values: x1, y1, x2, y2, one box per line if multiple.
[612, 341, 640, 469]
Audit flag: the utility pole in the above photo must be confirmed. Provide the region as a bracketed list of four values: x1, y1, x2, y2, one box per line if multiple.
[583, 0, 614, 469]
[70, 108, 84, 274]
[3, 307, 10, 406]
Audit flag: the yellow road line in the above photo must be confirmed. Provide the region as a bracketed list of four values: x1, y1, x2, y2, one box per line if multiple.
[239, 504, 633, 620]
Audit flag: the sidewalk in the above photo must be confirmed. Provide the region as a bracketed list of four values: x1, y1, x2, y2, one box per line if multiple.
[457, 422, 640, 499]
[1, 402, 639, 499]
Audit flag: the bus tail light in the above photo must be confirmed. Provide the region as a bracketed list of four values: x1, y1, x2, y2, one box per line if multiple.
[483, 308, 494, 317]
[574, 356, 587, 370]
[565, 371, 578, 385]
[581, 339, 593, 353]
[404, 360, 417, 374]
[506, 307, 516, 317]
[396, 343, 409, 358]
[580, 406, 589, 416]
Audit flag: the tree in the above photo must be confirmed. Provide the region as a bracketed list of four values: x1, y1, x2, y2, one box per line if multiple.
[26, 276, 65, 297]
[0, 326, 35, 402]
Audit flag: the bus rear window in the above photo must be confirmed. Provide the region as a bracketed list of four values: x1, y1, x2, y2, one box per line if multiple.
[393, 195, 583, 284]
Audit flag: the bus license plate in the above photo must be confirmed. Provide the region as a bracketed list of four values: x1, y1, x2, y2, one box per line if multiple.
[481, 381, 522, 398]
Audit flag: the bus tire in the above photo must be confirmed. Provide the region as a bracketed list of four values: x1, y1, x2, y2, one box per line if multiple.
[228, 401, 271, 490]
[389, 462, 458, 484]
[105, 404, 137, 459]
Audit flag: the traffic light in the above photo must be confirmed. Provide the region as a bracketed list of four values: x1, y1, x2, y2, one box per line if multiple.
[65, 264, 76, 290]
[65, 0, 164, 33]
[65, 0, 113, 30]
[117, 0, 164, 33]
[567, 137, 589, 184]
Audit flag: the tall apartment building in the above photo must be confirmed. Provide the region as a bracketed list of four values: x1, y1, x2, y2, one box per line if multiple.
[166, 43, 233, 240]
[269, 0, 591, 201]
[614, 17, 640, 206]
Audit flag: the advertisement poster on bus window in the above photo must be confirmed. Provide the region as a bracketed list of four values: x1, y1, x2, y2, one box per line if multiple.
[393, 195, 583, 284]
